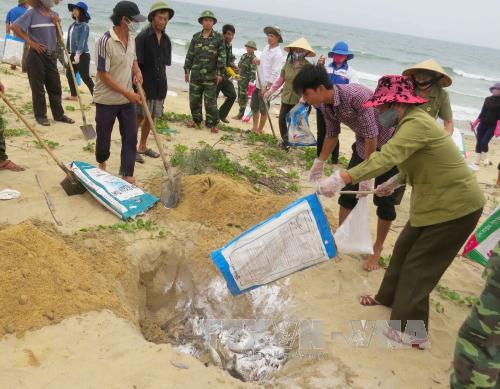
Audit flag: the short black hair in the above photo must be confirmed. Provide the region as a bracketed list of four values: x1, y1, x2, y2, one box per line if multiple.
[293, 64, 333, 95]
[222, 24, 235, 34]
[110, 13, 123, 26]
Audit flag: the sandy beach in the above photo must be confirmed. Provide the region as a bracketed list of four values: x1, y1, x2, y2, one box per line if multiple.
[0, 63, 499, 388]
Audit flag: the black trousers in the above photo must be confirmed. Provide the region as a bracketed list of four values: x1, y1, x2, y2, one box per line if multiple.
[316, 108, 340, 164]
[279, 103, 295, 145]
[375, 208, 482, 333]
[217, 78, 236, 120]
[66, 53, 94, 97]
[26, 49, 64, 120]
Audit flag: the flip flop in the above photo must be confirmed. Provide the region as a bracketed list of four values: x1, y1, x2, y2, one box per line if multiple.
[359, 295, 380, 306]
[0, 160, 25, 172]
[383, 327, 429, 350]
[138, 148, 160, 158]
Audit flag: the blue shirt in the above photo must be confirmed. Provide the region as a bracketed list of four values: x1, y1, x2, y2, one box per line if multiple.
[327, 62, 350, 85]
[67, 22, 90, 54]
[6, 5, 27, 24]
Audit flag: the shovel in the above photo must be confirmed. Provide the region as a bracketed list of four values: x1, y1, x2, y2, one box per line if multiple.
[255, 67, 277, 139]
[56, 23, 96, 140]
[136, 84, 180, 208]
[0, 92, 86, 196]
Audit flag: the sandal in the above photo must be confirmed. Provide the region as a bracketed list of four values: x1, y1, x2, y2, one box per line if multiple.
[135, 153, 145, 164]
[138, 148, 160, 158]
[56, 115, 75, 124]
[36, 117, 50, 126]
[359, 295, 380, 306]
[0, 160, 25, 172]
[383, 327, 429, 350]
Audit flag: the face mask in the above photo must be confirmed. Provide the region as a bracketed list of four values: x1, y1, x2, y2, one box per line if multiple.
[378, 108, 399, 128]
[126, 19, 140, 33]
[292, 52, 306, 62]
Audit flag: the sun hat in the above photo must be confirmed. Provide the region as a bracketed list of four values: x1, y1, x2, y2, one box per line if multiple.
[402, 59, 452, 88]
[68, 2, 91, 20]
[245, 40, 257, 50]
[148, 1, 174, 21]
[363, 75, 428, 108]
[263, 26, 283, 43]
[284, 37, 316, 57]
[198, 10, 216, 24]
[328, 41, 354, 60]
[489, 82, 500, 93]
[112, 1, 146, 23]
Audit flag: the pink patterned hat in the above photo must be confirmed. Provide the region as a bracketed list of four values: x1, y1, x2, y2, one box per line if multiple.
[363, 75, 428, 108]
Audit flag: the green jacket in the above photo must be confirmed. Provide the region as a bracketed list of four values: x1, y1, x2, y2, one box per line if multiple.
[417, 85, 453, 121]
[281, 58, 309, 105]
[238, 52, 256, 82]
[349, 106, 485, 227]
[184, 30, 226, 82]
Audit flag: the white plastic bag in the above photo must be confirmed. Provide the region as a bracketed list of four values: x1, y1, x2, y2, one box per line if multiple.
[2, 35, 24, 66]
[287, 103, 316, 146]
[333, 197, 374, 255]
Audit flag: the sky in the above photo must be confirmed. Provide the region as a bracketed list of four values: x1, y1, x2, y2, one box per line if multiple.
[177, 0, 500, 50]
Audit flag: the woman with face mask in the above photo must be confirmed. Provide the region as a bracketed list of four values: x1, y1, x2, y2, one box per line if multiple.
[264, 37, 315, 150]
[316, 75, 485, 347]
[403, 59, 454, 135]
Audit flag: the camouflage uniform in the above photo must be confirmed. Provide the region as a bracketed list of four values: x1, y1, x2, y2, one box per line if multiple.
[451, 244, 500, 388]
[237, 52, 256, 118]
[216, 41, 237, 121]
[184, 29, 225, 128]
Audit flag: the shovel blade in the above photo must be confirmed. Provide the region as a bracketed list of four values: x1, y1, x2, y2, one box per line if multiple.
[80, 124, 96, 140]
[60, 175, 86, 196]
[160, 175, 181, 208]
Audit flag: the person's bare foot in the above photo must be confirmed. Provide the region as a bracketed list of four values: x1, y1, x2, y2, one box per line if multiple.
[359, 295, 380, 306]
[122, 176, 136, 185]
[210, 127, 220, 134]
[363, 245, 383, 271]
[98, 162, 106, 171]
[0, 160, 25, 172]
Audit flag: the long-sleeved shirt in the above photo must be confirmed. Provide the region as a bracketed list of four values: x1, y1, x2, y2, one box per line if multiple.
[67, 21, 90, 54]
[348, 106, 485, 227]
[326, 62, 359, 84]
[320, 84, 394, 159]
[183, 30, 225, 82]
[478, 95, 500, 127]
[255, 44, 283, 89]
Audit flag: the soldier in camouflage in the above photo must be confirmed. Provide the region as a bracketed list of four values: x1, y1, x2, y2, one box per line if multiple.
[216, 24, 237, 123]
[184, 10, 225, 133]
[233, 40, 257, 120]
[451, 243, 500, 388]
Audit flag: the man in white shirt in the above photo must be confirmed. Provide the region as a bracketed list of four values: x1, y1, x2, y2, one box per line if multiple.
[250, 26, 283, 134]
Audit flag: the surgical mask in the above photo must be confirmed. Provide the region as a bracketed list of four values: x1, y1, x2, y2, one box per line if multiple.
[126, 19, 140, 33]
[292, 52, 306, 62]
[378, 108, 399, 128]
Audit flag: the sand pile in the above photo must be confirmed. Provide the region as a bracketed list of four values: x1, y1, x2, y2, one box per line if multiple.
[0, 221, 134, 338]
[171, 174, 294, 230]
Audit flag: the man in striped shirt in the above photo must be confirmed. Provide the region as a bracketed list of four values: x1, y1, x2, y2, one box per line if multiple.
[93, 1, 145, 185]
[11, 0, 74, 126]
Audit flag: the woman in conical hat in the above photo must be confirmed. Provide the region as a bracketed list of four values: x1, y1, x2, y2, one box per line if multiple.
[403, 59, 454, 135]
[264, 37, 316, 150]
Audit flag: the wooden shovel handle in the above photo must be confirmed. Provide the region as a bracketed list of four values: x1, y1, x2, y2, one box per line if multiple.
[0, 91, 71, 175]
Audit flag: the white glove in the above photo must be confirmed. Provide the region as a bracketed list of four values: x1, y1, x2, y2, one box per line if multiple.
[375, 175, 404, 197]
[357, 179, 375, 198]
[317, 170, 345, 197]
[73, 53, 80, 64]
[309, 158, 325, 182]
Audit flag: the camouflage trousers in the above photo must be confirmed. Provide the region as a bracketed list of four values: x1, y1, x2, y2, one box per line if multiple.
[237, 78, 251, 117]
[189, 80, 219, 128]
[0, 115, 7, 161]
[451, 250, 500, 388]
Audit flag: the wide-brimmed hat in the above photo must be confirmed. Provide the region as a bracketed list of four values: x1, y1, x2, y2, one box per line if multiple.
[363, 75, 428, 108]
[245, 40, 257, 50]
[148, 1, 174, 21]
[263, 26, 283, 43]
[68, 2, 91, 20]
[112, 1, 146, 23]
[402, 59, 452, 88]
[198, 10, 216, 24]
[328, 41, 353, 60]
[284, 37, 316, 57]
[490, 82, 500, 93]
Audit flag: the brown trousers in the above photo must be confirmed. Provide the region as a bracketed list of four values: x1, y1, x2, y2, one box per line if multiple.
[375, 208, 483, 333]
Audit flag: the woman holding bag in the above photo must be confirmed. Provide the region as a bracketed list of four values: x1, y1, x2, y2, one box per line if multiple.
[65, 2, 94, 101]
[310, 75, 485, 347]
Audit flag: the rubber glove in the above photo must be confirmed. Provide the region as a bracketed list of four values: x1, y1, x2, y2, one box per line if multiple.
[357, 179, 375, 198]
[375, 175, 404, 197]
[317, 171, 345, 197]
[73, 53, 80, 64]
[309, 158, 325, 182]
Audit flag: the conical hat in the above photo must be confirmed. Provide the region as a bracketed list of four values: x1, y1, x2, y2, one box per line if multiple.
[402, 58, 452, 87]
[284, 37, 316, 57]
